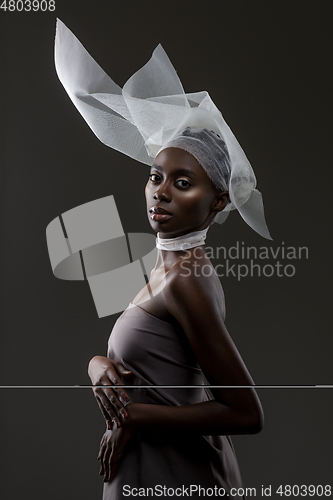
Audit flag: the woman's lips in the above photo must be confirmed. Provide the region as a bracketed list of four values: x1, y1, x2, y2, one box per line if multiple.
[150, 213, 172, 222]
[149, 206, 172, 222]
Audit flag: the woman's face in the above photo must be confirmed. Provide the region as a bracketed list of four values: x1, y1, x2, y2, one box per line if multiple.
[145, 147, 229, 238]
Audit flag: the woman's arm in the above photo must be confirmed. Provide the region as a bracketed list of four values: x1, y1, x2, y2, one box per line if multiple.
[123, 263, 264, 436]
[99, 395, 261, 483]
[98, 261, 264, 482]
[125, 398, 262, 436]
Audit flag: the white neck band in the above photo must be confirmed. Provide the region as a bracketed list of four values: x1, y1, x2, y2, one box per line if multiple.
[156, 228, 209, 251]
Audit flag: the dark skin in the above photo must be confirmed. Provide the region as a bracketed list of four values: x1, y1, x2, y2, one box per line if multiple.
[88, 147, 264, 483]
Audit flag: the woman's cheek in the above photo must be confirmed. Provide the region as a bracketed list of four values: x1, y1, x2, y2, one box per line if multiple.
[180, 190, 212, 215]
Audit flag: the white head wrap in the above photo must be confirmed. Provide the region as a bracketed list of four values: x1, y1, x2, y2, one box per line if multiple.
[158, 128, 231, 192]
[54, 19, 272, 240]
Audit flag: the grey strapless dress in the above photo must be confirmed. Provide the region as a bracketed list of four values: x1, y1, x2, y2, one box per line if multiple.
[103, 302, 245, 499]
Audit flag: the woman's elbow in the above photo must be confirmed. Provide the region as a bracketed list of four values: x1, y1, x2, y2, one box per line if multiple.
[246, 406, 264, 434]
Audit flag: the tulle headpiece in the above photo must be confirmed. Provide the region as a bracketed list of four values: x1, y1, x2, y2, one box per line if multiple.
[54, 19, 272, 240]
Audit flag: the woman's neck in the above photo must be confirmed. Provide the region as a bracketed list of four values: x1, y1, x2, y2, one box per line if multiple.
[156, 227, 209, 252]
[154, 227, 209, 272]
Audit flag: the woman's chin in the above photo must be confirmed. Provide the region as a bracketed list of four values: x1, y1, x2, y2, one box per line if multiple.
[147, 215, 203, 238]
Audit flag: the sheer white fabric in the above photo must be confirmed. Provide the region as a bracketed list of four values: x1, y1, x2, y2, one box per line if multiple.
[156, 228, 209, 252]
[158, 128, 231, 193]
[55, 19, 272, 240]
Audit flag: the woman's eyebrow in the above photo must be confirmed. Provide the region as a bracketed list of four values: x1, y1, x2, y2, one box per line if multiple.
[151, 164, 163, 173]
[175, 168, 197, 177]
[151, 164, 197, 177]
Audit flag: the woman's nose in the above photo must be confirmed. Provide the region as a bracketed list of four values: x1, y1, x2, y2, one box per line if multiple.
[153, 184, 171, 202]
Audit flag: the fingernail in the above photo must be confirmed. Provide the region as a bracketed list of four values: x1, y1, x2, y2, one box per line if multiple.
[120, 409, 127, 418]
[113, 418, 120, 428]
[122, 394, 129, 402]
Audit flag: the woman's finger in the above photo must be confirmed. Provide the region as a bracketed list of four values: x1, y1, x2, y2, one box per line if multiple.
[97, 387, 128, 424]
[109, 455, 119, 483]
[103, 442, 113, 483]
[96, 396, 113, 430]
[115, 363, 132, 376]
[106, 447, 118, 483]
[97, 434, 106, 460]
[106, 367, 131, 403]
[89, 357, 132, 404]
[94, 391, 119, 427]
[98, 437, 107, 475]
[94, 387, 123, 427]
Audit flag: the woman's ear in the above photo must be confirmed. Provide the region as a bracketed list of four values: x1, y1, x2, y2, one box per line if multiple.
[211, 190, 229, 213]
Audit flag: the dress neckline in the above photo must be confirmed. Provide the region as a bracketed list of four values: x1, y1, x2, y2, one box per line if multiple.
[129, 301, 174, 326]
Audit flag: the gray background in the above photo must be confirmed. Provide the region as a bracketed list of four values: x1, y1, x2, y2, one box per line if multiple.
[1, 1, 332, 498]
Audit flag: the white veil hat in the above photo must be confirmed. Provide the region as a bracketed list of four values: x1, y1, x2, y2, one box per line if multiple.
[55, 19, 272, 240]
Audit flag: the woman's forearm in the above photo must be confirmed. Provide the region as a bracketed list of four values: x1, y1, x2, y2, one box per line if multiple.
[126, 397, 264, 436]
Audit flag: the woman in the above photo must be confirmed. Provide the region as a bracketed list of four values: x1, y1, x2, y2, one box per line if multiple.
[54, 20, 272, 499]
[88, 130, 264, 499]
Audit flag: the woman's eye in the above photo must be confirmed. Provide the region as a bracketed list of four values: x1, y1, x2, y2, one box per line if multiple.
[175, 179, 191, 188]
[149, 173, 161, 182]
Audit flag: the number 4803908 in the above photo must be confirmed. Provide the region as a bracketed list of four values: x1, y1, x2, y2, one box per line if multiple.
[0, 0, 56, 11]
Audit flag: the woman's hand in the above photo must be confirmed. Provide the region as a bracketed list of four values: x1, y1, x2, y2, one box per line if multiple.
[98, 417, 136, 483]
[88, 355, 133, 429]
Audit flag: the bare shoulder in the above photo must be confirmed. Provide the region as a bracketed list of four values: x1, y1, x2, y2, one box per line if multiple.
[162, 252, 225, 323]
